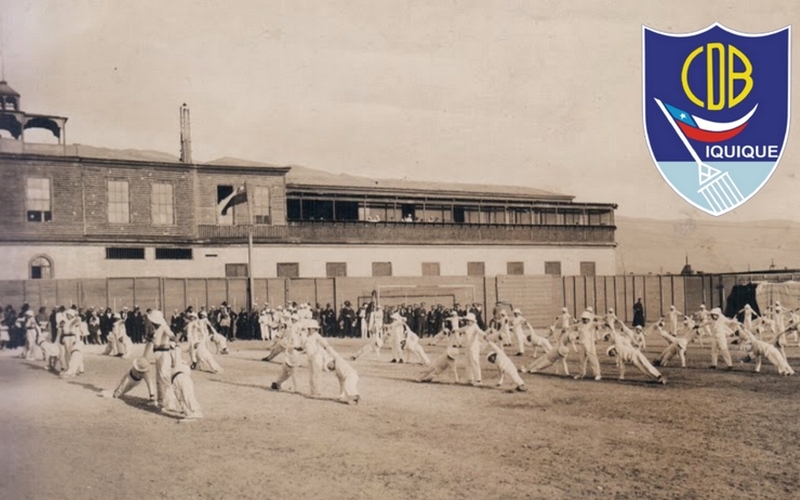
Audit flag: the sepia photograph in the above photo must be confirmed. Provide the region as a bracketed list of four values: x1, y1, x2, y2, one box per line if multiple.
[1, 1, 799, 499]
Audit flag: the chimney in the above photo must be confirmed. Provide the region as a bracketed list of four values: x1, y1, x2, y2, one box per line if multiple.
[180, 103, 192, 163]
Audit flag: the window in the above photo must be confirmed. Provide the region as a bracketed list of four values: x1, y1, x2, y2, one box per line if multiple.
[106, 247, 145, 260]
[26, 177, 51, 222]
[277, 263, 300, 278]
[155, 248, 192, 260]
[217, 185, 234, 225]
[30, 255, 53, 279]
[507, 262, 524, 275]
[151, 183, 174, 225]
[580, 261, 596, 276]
[226, 264, 249, 277]
[422, 262, 440, 276]
[372, 262, 392, 277]
[253, 186, 271, 224]
[326, 262, 347, 277]
[544, 261, 562, 275]
[467, 262, 485, 276]
[107, 180, 130, 223]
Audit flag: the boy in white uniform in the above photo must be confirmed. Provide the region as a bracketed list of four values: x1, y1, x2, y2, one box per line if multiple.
[387, 313, 406, 363]
[108, 357, 157, 402]
[574, 311, 602, 381]
[186, 313, 223, 373]
[697, 308, 736, 370]
[419, 333, 461, 384]
[303, 320, 327, 397]
[402, 324, 431, 365]
[170, 345, 203, 421]
[737, 327, 795, 376]
[453, 313, 486, 385]
[149, 310, 178, 409]
[320, 339, 360, 404]
[522, 325, 576, 376]
[486, 340, 527, 391]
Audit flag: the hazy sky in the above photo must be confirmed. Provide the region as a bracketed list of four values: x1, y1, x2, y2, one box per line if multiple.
[2, 0, 799, 221]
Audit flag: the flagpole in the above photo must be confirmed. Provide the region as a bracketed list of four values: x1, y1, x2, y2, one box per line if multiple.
[246, 181, 255, 313]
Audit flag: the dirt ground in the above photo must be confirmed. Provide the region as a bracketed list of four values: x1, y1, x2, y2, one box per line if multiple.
[1, 335, 799, 500]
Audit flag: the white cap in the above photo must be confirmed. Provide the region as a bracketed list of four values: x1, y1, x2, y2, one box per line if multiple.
[132, 357, 150, 372]
[513, 308, 522, 315]
[580, 311, 594, 320]
[465, 313, 477, 323]
[391, 312, 402, 321]
[586, 307, 594, 313]
[606, 345, 617, 357]
[306, 319, 320, 330]
[562, 307, 568, 313]
[710, 308, 723, 316]
[147, 310, 166, 326]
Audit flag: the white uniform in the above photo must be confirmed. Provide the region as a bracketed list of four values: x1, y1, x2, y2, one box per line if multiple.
[486, 341, 526, 390]
[304, 329, 327, 397]
[419, 342, 460, 383]
[740, 329, 794, 375]
[112, 358, 156, 401]
[352, 329, 384, 360]
[701, 311, 735, 369]
[322, 340, 360, 403]
[510, 315, 528, 355]
[606, 329, 664, 383]
[576, 321, 601, 380]
[654, 325, 700, 368]
[58, 314, 81, 371]
[187, 318, 223, 373]
[23, 314, 41, 360]
[272, 345, 301, 392]
[151, 320, 177, 408]
[524, 327, 573, 376]
[60, 340, 85, 378]
[457, 322, 485, 385]
[403, 328, 430, 365]
[170, 346, 203, 420]
[668, 307, 683, 336]
[387, 320, 406, 363]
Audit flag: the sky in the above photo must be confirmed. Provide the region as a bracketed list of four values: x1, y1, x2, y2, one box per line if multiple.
[1, 0, 799, 221]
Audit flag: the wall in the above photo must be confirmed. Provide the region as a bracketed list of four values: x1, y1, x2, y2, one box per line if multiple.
[0, 243, 617, 280]
[0, 273, 700, 328]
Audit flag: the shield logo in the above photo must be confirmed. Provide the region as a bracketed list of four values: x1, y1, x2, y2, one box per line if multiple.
[643, 23, 791, 216]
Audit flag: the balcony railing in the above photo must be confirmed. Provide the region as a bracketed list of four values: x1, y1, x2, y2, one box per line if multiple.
[197, 220, 615, 245]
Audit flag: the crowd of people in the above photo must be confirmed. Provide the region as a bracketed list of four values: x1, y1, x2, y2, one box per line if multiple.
[4, 295, 797, 421]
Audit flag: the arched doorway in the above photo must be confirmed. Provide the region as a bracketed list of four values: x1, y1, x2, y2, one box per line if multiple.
[29, 255, 53, 279]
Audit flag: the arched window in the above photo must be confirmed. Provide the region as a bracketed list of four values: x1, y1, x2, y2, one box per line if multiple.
[30, 255, 53, 279]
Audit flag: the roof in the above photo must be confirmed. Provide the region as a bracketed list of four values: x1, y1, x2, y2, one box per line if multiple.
[3, 141, 574, 201]
[0, 81, 20, 97]
[285, 164, 573, 201]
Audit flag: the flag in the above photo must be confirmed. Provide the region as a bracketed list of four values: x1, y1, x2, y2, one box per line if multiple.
[662, 102, 758, 143]
[218, 186, 247, 216]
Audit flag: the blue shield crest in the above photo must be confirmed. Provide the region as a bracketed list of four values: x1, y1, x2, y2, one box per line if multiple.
[643, 23, 791, 216]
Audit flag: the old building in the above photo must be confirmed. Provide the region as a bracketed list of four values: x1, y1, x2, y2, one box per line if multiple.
[0, 83, 617, 283]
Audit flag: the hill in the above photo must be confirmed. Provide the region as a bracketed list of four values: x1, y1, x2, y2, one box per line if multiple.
[615, 217, 800, 274]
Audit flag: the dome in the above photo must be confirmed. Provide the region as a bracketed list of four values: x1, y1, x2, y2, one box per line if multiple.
[0, 81, 20, 97]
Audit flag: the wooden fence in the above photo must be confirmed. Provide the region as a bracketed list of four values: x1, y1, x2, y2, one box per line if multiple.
[0, 274, 732, 327]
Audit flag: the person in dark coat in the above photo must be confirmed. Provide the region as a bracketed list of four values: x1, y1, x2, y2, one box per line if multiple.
[633, 298, 645, 327]
[321, 304, 336, 337]
[338, 301, 356, 338]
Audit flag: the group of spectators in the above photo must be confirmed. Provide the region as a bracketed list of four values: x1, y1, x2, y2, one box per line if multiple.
[0, 300, 491, 349]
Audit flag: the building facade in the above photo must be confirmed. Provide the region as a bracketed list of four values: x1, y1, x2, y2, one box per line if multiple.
[0, 84, 617, 282]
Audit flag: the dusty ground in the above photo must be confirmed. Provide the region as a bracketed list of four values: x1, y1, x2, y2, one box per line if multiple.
[1, 335, 799, 500]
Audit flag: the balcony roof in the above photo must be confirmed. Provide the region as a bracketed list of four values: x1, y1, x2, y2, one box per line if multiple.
[286, 165, 574, 202]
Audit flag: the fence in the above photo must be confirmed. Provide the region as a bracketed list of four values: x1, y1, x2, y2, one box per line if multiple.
[0, 274, 737, 327]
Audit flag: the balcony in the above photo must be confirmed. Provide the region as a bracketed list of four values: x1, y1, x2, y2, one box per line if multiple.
[197, 221, 615, 245]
